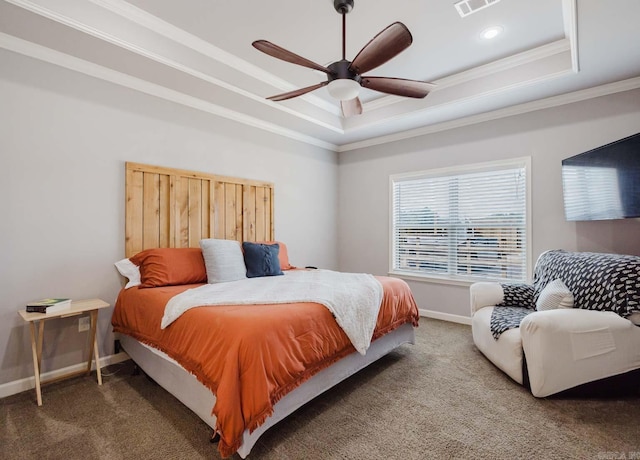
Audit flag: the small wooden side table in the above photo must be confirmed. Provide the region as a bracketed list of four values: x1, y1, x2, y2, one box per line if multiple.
[18, 298, 110, 406]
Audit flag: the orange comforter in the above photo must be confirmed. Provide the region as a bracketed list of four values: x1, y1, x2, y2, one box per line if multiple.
[111, 275, 419, 457]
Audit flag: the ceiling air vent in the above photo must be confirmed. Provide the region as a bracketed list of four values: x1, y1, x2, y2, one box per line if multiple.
[454, 0, 501, 18]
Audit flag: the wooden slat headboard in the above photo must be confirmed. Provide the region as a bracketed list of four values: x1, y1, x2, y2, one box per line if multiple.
[125, 162, 274, 257]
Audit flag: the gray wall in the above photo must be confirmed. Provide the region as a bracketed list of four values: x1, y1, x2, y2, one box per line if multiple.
[2, 45, 640, 388]
[338, 89, 640, 318]
[0, 50, 338, 385]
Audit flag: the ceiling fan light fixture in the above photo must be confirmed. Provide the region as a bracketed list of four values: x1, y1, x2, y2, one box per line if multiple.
[327, 79, 361, 100]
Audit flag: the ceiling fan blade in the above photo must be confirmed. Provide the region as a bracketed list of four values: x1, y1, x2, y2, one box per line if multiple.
[349, 22, 413, 75]
[267, 81, 329, 101]
[361, 76, 435, 98]
[341, 97, 363, 117]
[252, 40, 334, 75]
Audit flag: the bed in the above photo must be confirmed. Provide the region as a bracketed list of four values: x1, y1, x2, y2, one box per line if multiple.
[112, 163, 420, 457]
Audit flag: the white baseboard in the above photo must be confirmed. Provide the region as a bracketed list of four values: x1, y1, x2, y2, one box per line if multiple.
[0, 352, 130, 400]
[419, 308, 472, 325]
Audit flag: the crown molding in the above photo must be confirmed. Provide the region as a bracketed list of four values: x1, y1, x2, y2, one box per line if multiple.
[4, 26, 628, 155]
[4, 0, 343, 128]
[349, 49, 575, 135]
[0, 33, 337, 151]
[437, 40, 571, 89]
[3, 0, 613, 155]
[88, 0, 340, 116]
[337, 76, 640, 152]
[7, 0, 578, 125]
[563, 0, 579, 72]
[364, 0, 577, 113]
[94, 0, 579, 121]
[364, 39, 572, 113]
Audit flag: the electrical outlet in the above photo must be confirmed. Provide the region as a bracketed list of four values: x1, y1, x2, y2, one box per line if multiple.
[78, 316, 90, 332]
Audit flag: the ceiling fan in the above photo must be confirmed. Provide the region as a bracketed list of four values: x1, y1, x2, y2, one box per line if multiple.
[252, 0, 435, 117]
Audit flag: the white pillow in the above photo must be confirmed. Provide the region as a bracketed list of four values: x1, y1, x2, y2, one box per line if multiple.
[114, 258, 141, 289]
[629, 312, 640, 326]
[536, 279, 574, 311]
[200, 239, 247, 283]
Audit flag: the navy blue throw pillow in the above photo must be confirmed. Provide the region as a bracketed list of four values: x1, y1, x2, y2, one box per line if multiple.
[242, 242, 284, 278]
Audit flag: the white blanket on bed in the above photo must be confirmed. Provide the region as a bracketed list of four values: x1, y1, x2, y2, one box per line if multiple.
[161, 269, 383, 355]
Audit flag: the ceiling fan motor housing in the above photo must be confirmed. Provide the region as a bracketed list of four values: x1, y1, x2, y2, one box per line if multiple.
[327, 60, 361, 83]
[334, 0, 354, 14]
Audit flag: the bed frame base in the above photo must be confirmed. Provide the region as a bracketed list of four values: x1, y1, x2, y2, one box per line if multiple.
[119, 323, 415, 458]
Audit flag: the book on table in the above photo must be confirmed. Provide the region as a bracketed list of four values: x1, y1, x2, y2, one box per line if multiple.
[25, 298, 72, 314]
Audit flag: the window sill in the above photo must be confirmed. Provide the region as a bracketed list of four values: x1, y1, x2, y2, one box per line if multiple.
[388, 271, 477, 287]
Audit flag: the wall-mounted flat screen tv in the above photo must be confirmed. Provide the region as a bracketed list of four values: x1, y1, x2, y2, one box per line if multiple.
[562, 132, 640, 221]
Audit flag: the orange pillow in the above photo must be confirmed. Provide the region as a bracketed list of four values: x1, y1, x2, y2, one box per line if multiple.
[256, 241, 293, 270]
[130, 248, 207, 288]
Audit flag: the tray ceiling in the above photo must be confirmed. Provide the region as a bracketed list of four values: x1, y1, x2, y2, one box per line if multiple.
[1, 0, 639, 151]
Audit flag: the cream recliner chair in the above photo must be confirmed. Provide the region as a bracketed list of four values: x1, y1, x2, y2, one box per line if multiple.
[470, 250, 640, 397]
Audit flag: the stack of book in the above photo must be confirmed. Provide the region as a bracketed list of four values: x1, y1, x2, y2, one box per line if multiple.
[26, 298, 72, 315]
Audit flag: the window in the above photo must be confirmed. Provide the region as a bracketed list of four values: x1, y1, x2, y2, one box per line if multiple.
[390, 158, 530, 283]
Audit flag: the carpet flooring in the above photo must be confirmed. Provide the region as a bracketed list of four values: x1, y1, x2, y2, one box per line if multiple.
[2, 319, 639, 459]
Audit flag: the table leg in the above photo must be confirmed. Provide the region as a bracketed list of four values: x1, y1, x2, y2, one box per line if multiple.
[36, 320, 44, 374]
[89, 311, 102, 385]
[28, 322, 43, 406]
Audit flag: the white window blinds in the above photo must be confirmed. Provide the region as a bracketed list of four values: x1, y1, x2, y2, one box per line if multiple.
[391, 159, 530, 283]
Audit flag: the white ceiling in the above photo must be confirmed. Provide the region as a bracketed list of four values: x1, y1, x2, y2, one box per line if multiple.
[1, 0, 639, 151]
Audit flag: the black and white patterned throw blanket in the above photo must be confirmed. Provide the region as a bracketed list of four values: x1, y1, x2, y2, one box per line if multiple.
[490, 283, 535, 339]
[489, 250, 640, 340]
[490, 306, 533, 339]
[533, 250, 640, 317]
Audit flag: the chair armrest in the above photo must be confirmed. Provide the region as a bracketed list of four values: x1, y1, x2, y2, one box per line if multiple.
[520, 309, 640, 397]
[521, 308, 632, 336]
[470, 282, 504, 315]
